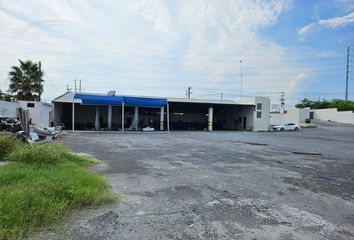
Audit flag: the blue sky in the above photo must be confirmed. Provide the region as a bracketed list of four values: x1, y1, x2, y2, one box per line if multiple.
[0, 0, 353, 106]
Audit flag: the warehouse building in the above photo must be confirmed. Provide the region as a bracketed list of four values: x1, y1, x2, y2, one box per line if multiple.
[52, 92, 270, 131]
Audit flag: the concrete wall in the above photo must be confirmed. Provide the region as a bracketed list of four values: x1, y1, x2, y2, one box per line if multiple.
[0, 100, 52, 126]
[0, 100, 18, 117]
[313, 108, 354, 124]
[270, 108, 310, 125]
[299, 108, 310, 123]
[253, 97, 270, 131]
[17, 101, 53, 126]
[269, 113, 285, 125]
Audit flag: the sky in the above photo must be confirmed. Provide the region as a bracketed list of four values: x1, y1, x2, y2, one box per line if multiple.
[0, 0, 353, 106]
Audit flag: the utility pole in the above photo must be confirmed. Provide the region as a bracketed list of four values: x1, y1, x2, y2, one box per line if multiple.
[186, 86, 192, 99]
[280, 92, 285, 113]
[345, 46, 353, 101]
[38, 61, 42, 101]
[79, 79, 82, 92]
[220, 92, 223, 100]
[74, 79, 77, 92]
[240, 60, 243, 98]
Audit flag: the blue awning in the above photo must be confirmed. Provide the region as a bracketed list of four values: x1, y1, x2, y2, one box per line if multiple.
[123, 96, 167, 107]
[74, 94, 167, 107]
[74, 93, 123, 106]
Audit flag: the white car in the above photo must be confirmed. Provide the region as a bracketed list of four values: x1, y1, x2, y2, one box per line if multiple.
[273, 123, 300, 131]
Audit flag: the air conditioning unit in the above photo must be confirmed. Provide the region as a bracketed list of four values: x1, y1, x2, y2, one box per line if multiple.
[107, 90, 116, 96]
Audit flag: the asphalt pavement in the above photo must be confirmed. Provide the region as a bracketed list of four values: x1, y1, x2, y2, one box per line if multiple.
[36, 120, 354, 240]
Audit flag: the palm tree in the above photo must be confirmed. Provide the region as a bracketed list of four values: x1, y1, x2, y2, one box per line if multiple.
[8, 60, 44, 101]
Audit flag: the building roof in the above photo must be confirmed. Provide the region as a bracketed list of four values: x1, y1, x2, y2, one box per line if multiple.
[52, 92, 257, 106]
[167, 97, 253, 106]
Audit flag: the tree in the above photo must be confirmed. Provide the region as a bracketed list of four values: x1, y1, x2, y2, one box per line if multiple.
[295, 98, 314, 108]
[8, 60, 44, 101]
[296, 98, 354, 111]
[0, 89, 15, 102]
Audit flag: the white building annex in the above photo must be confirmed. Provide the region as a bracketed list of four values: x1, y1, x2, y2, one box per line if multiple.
[52, 92, 270, 132]
[0, 100, 53, 127]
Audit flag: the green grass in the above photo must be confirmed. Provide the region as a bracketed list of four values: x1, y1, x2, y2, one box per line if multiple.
[0, 136, 114, 239]
[300, 124, 317, 128]
[0, 135, 22, 160]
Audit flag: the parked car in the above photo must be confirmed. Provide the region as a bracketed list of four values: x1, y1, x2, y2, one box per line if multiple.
[273, 123, 300, 131]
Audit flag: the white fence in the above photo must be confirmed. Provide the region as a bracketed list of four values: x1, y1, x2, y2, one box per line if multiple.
[270, 108, 310, 125]
[313, 108, 354, 125]
[0, 100, 18, 117]
[0, 100, 53, 126]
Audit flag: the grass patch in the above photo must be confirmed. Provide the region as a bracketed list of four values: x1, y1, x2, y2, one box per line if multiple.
[0, 135, 22, 161]
[300, 124, 317, 128]
[0, 137, 114, 239]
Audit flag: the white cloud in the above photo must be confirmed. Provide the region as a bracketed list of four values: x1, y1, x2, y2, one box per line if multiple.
[299, 11, 354, 35]
[298, 23, 316, 35]
[0, 0, 322, 105]
[319, 11, 354, 27]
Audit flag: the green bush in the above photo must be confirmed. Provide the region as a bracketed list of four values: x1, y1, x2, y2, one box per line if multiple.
[6, 143, 65, 164]
[0, 135, 23, 160]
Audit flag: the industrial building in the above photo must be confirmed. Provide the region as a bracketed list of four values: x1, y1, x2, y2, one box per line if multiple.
[52, 92, 270, 131]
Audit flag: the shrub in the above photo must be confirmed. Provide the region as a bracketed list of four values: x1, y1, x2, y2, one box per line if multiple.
[0, 135, 23, 160]
[305, 118, 311, 124]
[6, 143, 66, 164]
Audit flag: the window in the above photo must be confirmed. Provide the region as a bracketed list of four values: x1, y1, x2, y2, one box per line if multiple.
[256, 103, 262, 110]
[257, 112, 262, 118]
[27, 103, 35, 108]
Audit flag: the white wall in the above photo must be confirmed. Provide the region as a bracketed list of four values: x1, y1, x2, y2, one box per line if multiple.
[17, 101, 53, 126]
[270, 108, 310, 125]
[313, 108, 354, 124]
[299, 108, 310, 123]
[0, 100, 18, 117]
[269, 113, 285, 125]
[253, 97, 270, 131]
[313, 108, 337, 121]
[0, 100, 53, 126]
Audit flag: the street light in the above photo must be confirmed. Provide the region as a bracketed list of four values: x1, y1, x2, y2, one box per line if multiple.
[240, 60, 243, 98]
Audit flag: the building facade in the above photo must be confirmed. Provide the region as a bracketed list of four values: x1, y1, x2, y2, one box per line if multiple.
[52, 92, 270, 131]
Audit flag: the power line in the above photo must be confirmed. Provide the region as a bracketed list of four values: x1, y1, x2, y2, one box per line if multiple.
[31, 69, 343, 87]
[0, 65, 342, 82]
[0, 40, 345, 64]
[42, 81, 349, 94]
[42, 70, 61, 93]
[0, 57, 343, 77]
[0, 26, 345, 58]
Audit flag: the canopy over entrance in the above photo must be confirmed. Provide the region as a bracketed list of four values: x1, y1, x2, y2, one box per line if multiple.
[74, 94, 167, 107]
[74, 94, 123, 106]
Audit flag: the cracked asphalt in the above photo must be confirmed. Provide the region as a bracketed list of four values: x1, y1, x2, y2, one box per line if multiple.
[36, 120, 354, 240]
